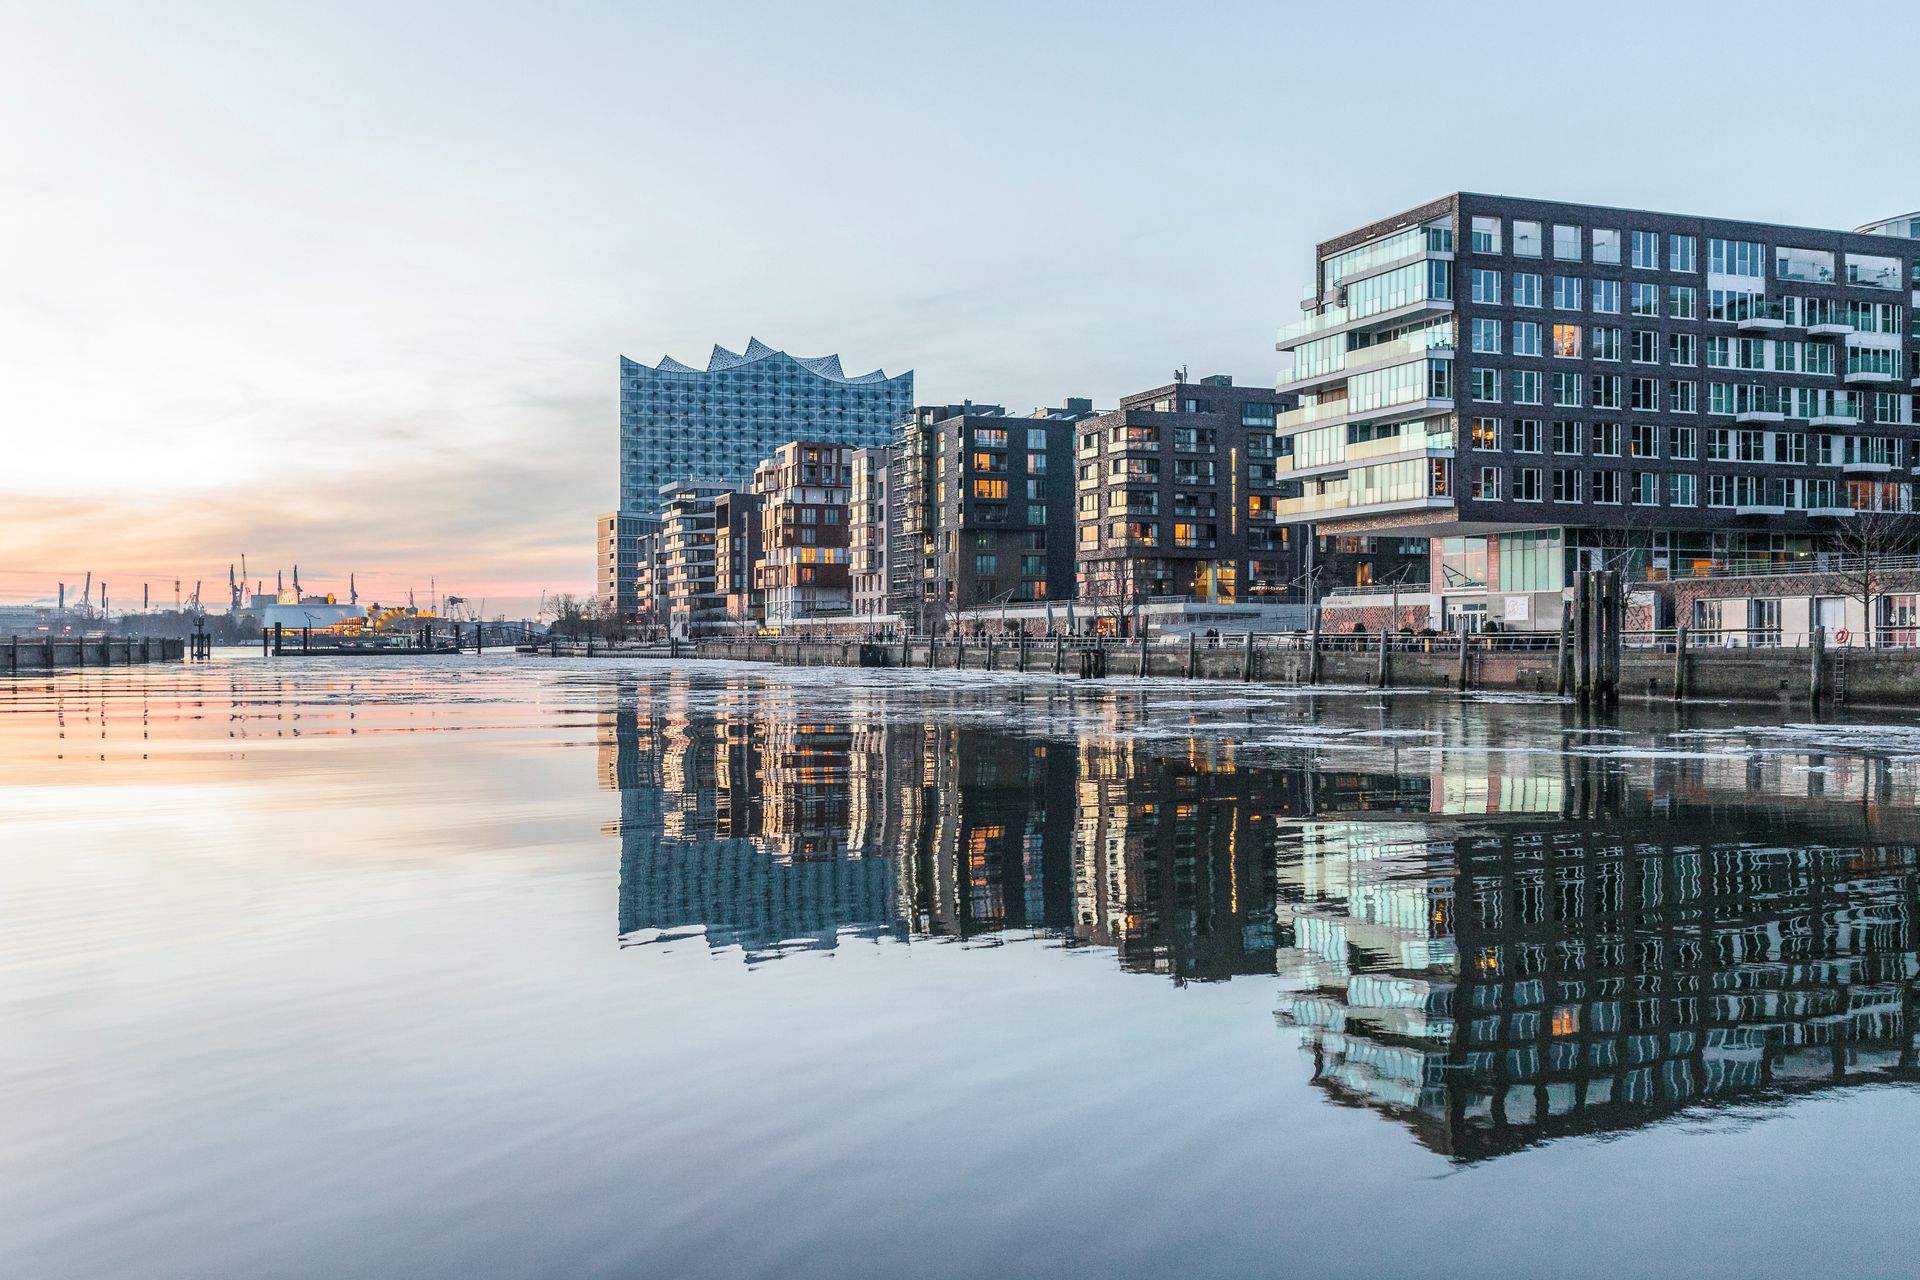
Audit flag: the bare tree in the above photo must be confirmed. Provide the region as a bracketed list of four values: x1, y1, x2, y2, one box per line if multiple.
[1825, 500, 1920, 647]
[1078, 565, 1142, 637]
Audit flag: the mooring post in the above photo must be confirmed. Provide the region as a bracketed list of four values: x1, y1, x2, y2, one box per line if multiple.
[1053, 635, 1064, 675]
[1571, 571, 1589, 704]
[1810, 623, 1826, 707]
[1018, 634, 1028, 673]
[1376, 627, 1389, 688]
[1603, 571, 1622, 705]
[955, 639, 964, 670]
[273, 622, 284, 657]
[1186, 632, 1198, 679]
[1307, 619, 1321, 685]
[986, 636, 996, 672]
[1457, 630, 1470, 691]
[1138, 627, 1148, 679]
[1242, 631, 1255, 682]
[1556, 611, 1570, 696]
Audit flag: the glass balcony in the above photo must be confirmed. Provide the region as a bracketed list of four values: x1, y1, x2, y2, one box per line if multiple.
[1277, 331, 1455, 391]
[1731, 296, 1787, 331]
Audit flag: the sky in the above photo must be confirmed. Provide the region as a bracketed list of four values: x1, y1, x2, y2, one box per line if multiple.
[4, 0, 1918, 616]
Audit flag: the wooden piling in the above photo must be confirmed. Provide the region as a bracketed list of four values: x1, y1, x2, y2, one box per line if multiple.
[1242, 631, 1255, 682]
[1376, 628, 1389, 688]
[1810, 623, 1826, 706]
[1457, 631, 1470, 691]
[1674, 625, 1688, 700]
[1186, 632, 1198, 679]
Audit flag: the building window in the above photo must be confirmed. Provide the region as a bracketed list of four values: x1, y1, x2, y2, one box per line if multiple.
[1512, 321, 1542, 357]
[1513, 419, 1542, 452]
[1667, 333, 1696, 367]
[1553, 225, 1582, 261]
[1553, 323, 1582, 357]
[1552, 372, 1581, 407]
[1630, 330, 1659, 364]
[1471, 417, 1501, 450]
[1631, 230, 1659, 270]
[1630, 283, 1659, 317]
[1592, 421, 1622, 456]
[1553, 420, 1580, 454]
[1474, 466, 1502, 499]
[1590, 326, 1622, 361]
[1631, 378, 1660, 412]
[1668, 473, 1696, 506]
[1513, 466, 1543, 501]
[1669, 234, 1698, 273]
[1513, 273, 1542, 307]
[1472, 318, 1502, 353]
[1512, 370, 1541, 405]
[1240, 402, 1275, 426]
[1667, 425, 1697, 459]
[1592, 279, 1620, 314]
[1593, 229, 1622, 265]
[1471, 269, 1502, 304]
[1632, 471, 1658, 505]
[1631, 423, 1659, 457]
[1553, 275, 1582, 310]
[1707, 238, 1762, 276]
[1668, 380, 1697, 413]
[1471, 368, 1500, 402]
[1514, 220, 1542, 257]
[1472, 216, 1502, 254]
[974, 554, 997, 576]
[974, 478, 1008, 499]
[1668, 285, 1697, 320]
[1553, 467, 1582, 502]
[1590, 470, 1622, 504]
[1590, 376, 1622, 410]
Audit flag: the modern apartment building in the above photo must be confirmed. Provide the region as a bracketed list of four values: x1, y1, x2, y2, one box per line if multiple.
[712, 490, 763, 629]
[1072, 377, 1302, 624]
[657, 482, 729, 637]
[632, 529, 665, 633]
[888, 401, 1091, 632]
[596, 510, 653, 617]
[752, 441, 855, 626]
[1276, 194, 1920, 630]
[606, 340, 910, 618]
[849, 445, 894, 623]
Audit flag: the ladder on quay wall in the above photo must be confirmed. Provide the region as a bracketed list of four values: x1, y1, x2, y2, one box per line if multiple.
[1832, 649, 1849, 704]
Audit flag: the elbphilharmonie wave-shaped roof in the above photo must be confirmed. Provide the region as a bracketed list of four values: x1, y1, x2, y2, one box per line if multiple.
[629, 337, 901, 385]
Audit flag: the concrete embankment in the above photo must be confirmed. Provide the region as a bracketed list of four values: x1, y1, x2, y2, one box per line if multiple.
[3, 636, 186, 672]
[540, 634, 1920, 710]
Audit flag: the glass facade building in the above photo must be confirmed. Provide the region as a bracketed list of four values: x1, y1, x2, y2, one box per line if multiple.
[618, 338, 913, 515]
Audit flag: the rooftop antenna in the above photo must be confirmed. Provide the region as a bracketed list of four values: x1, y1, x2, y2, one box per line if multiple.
[1174, 365, 1188, 384]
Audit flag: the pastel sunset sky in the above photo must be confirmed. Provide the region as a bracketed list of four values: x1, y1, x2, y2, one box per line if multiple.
[5, 0, 1914, 615]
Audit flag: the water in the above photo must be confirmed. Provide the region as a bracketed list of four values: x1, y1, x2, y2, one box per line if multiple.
[3, 655, 1917, 1279]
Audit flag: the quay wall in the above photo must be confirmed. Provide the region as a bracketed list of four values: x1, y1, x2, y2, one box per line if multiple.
[550, 635, 1920, 709]
[2, 636, 186, 672]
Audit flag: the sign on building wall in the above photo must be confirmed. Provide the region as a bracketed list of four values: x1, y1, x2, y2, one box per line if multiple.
[1503, 596, 1530, 623]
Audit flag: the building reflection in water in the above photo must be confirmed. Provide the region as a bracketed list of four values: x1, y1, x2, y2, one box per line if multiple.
[602, 675, 1919, 1158]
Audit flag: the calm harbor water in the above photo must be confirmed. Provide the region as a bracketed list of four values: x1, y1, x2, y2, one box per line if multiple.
[3, 655, 1917, 1279]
